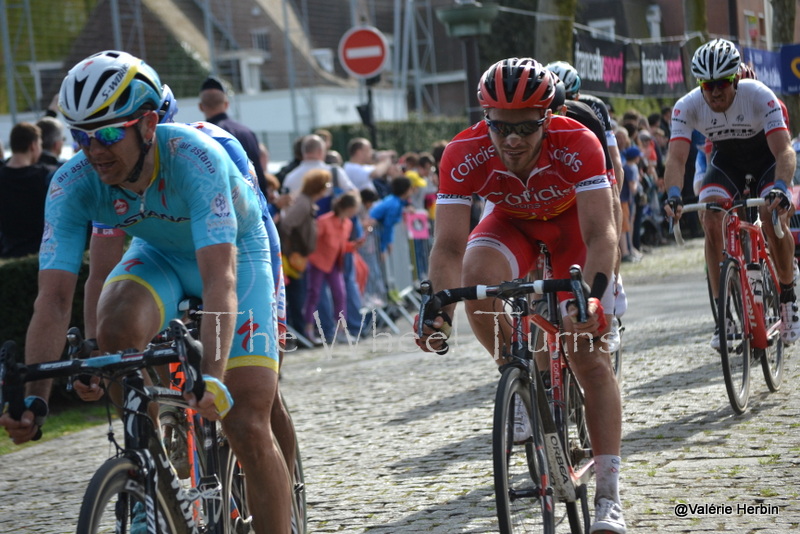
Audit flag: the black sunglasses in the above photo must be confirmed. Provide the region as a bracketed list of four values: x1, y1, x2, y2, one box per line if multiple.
[485, 117, 546, 137]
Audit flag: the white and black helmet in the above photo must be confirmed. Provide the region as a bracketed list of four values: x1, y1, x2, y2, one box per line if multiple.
[58, 50, 162, 127]
[691, 39, 741, 80]
[545, 61, 581, 98]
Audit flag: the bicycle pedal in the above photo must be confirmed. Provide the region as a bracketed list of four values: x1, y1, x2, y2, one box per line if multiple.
[294, 482, 305, 495]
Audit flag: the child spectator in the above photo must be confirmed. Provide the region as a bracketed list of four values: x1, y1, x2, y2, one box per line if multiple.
[369, 176, 412, 257]
[304, 192, 364, 342]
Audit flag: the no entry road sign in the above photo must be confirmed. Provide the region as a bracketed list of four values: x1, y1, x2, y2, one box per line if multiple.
[338, 26, 388, 79]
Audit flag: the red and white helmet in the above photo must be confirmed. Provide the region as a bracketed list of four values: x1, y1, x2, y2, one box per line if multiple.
[477, 58, 556, 109]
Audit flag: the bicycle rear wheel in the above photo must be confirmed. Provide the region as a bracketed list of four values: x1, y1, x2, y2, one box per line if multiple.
[291, 439, 308, 534]
[76, 456, 191, 534]
[493, 365, 554, 534]
[219, 439, 253, 534]
[759, 261, 784, 392]
[718, 259, 751, 414]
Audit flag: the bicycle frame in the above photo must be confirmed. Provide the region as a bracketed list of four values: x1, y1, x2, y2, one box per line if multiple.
[528, 310, 595, 502]
[720, 206, 781, 349]
[0, 321, 229, 534]
[681, 198, 782, 349]
[418, 263, 594, 521]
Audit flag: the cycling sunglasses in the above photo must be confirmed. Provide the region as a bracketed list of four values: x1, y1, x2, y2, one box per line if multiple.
[698, 74, 736, 92]
[485, 117, 546, 137]
[70, 116, 144, 148]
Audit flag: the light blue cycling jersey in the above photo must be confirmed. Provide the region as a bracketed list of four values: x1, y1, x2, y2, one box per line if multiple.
[42, 123, 279, 369]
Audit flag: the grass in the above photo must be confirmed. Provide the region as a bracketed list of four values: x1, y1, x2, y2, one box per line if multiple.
[0, 403, 111, 456]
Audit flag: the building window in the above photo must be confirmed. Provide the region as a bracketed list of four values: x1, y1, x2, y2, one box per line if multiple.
[252, 28, 271, 53]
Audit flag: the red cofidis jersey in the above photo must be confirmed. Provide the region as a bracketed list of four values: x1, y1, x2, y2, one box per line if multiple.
[437, 116, 609, 221]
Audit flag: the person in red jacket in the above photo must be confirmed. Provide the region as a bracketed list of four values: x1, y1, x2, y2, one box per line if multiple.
[304, 192, 364, 341]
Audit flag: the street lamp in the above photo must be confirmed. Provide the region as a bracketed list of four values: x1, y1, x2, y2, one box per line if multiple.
[436, 1, 499, 124]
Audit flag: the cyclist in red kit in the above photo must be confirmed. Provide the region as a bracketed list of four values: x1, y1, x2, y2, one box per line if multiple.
[417, 58, 625, 533]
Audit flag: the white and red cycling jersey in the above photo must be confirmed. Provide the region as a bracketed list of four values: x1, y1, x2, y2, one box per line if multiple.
[437, 116, 609, 221]
[671, 79, 789, 200]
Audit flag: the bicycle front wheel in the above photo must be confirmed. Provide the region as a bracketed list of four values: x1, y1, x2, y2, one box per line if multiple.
[77, 457, 191, 534]
[493, 366, 554, 534]
[718, 259, 751, 414]
[563, 368, 592, 534]
[759, 260, 784, 392]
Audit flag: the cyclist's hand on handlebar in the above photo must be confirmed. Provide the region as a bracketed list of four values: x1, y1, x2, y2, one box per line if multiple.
[73, 375, 104, 401]
[414, 311, 452, 354]
[0, 411, 39, 444]
[664, 186, 683, 219]
[186, 375, 233, 421]
[766, 187, 792, 214]
[1, 396, 48, 444]
[566, 297, 608, 336]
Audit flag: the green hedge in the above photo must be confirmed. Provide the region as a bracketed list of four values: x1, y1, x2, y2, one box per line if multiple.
[0, 254, 89, 357]
[324, 116, 470, 157]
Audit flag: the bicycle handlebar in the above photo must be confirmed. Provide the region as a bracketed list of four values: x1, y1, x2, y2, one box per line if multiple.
[0, 320, 205, 435]
[417, 265, 590, 355]
[672, 197, 786, 245]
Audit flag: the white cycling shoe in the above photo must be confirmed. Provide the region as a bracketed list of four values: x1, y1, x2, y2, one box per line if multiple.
[780, 301, 800, 344]
[590, 498, 627, 533]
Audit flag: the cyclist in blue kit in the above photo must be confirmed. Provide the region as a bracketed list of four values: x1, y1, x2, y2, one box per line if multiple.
[0, 51, 291, 533]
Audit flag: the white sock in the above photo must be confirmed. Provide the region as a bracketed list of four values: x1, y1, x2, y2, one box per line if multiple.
[594, 454, 621, 503]
[614, 273, 627, 317]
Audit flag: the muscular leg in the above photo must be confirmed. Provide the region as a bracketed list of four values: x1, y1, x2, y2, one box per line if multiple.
[761, 206, 795, 285]
[701, 204, 726, 299]
[223, 366, 292, 534]
[461, 245, 514, 362]
[270, 385, 297, 486]
[564, 328, 621, 457]
[96, 280, 163, 414]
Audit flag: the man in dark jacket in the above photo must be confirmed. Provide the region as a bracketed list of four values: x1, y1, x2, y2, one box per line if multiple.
[198, 76, 267, 195]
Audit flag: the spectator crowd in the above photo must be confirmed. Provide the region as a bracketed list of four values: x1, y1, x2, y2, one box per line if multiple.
[5, 74, 783, 348]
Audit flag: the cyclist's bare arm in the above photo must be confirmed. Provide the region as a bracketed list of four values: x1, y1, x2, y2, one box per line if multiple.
[766, 129, 796, 198]
[575, 187, 617, 335]
[421, 203, 471, 349]
[191, 243, 237, 421]
[197, 243, 237, 378]
[0, 270, 77, 443]
[663, 138, 691, 219]
[84, 233, 126, 338]
[609, 144, 624, 195]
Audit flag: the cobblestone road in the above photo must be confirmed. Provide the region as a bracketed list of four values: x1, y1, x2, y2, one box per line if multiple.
[1, 239, 798, 533]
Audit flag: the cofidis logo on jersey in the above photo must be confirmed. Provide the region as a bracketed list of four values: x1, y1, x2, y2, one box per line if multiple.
[551, 146, 583, 173]
[449, 145, 496, 182]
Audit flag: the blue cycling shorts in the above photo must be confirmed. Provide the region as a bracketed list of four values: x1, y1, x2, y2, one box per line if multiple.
[105, 235, 279, 372]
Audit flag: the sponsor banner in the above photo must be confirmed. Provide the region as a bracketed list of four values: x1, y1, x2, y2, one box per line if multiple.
[779, 44, 800, 94]
[640, 42, 685, 96]
[573, 31, 626, 94]
[742, 47, 781, 93]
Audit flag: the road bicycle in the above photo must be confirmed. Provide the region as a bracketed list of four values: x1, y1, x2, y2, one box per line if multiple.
[676, 197, 785, 414]
[160, 298, 307, 534]
[1, 319, 251, 533]
[418, 264, 598, 533]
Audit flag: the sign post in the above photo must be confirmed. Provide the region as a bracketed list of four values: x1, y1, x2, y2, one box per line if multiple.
[339, 26, 388, 147]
